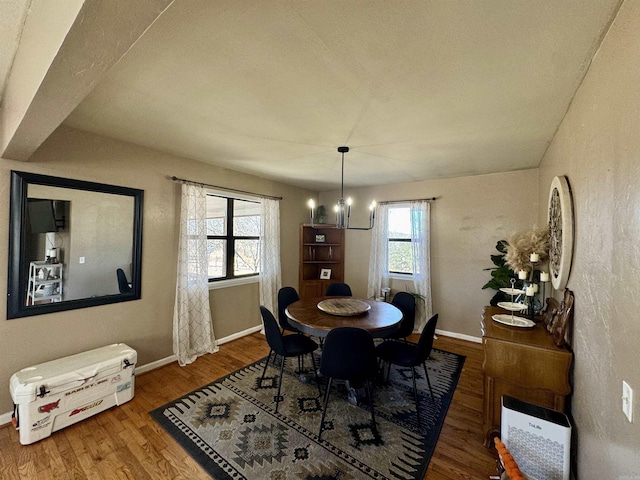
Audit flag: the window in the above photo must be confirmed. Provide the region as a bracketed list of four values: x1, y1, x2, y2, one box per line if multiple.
[206, 194, 261, 281]
[388, 205, 413, 274]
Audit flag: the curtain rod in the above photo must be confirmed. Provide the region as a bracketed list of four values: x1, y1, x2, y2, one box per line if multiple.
[171, 176, 283, 201]
[378, 197, 438, 205]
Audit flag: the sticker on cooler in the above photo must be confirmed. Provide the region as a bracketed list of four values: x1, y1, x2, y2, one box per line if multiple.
[70, 399, 104, 417]
[38, 400, 60, 413]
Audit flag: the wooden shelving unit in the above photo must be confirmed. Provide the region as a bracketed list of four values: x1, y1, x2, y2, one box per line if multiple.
[298, 224, 345, 298]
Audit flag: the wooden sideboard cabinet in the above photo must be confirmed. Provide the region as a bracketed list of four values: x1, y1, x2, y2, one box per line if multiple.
[481, 306, 572, 447]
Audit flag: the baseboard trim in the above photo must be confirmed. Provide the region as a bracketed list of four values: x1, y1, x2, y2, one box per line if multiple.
[217, 325, 264, 345]
[0, 411, 12, 427]
[436, 328, 482, 344]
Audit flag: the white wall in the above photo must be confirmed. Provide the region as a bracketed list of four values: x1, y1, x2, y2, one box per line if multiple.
[537, 1, 640, 475]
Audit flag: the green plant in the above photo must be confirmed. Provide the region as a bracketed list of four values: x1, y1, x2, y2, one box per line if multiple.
[317, 205, 327, 223]
[482, 240, 517, 306]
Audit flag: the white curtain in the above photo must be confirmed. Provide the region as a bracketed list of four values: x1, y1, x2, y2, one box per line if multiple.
[259, 198, 281, 314]
[410, 200, 432, 331]
[173, 183, 218, 366]
[367, 203, 390, 299]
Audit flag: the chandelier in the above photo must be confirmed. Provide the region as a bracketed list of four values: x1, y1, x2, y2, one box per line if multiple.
[308, 147, 376, 230]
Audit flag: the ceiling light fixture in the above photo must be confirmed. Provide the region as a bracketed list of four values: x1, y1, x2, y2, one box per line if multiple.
[308, 147, 376, 230]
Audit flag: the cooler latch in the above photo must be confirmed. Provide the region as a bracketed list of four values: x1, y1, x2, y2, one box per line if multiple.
[123, 359, 133, 369]
[37, 385, 50, 398]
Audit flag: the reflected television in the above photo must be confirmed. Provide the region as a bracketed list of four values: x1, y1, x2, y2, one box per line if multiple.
[27, 199, 56, 234]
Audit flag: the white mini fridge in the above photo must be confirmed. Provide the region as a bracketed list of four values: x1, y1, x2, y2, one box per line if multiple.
[10, 343, 137, 445]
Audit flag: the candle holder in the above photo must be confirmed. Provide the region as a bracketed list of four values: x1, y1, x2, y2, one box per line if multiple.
[527, 257, 538, 321]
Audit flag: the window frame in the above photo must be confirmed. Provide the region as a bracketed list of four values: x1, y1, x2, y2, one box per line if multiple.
[206, 193, 261, 283]
[387, 204, 414, 276]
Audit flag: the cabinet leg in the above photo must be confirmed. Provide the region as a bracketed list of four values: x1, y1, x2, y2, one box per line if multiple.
[484, 428, 500, 450]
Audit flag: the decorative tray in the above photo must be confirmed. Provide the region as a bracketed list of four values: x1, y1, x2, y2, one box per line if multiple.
[497, 301, 528, 312]
[491, 314, 535, 328]
[500, 287, 525, 295]
[317, 298, 371, 316]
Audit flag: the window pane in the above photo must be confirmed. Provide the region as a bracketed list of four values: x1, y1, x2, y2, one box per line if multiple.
[207, 239, 226, 278]
[388, 206, 411, 239]
[206, 196, 227, 235]
[234, 239, 260, 275]
[389, 240, 413, 274]
[233, 199, 261, 236]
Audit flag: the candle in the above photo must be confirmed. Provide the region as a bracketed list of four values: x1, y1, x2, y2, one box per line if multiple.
[540, 271, 550, 282]
[533, 283, 539, 293]
[518, 270, 528, 280]
[530, 252, 539, 262]
[308, 199, 315, 221]
[526, 285, 535, 296]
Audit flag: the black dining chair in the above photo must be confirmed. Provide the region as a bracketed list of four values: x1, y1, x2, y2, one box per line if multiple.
[384, 292, 416, 341]
[375, 313, 438, 422]
[116, 268, 132, 294]
[325, 282, 352, 296]
[259, 306, 321, 413]
[269, 286, 304, 370]
[318, 327, 378, 438]
[277, 286, 301, 333]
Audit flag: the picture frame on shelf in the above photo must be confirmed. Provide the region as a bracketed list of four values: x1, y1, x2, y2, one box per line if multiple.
[315, 234, 326, 243]
[320, 268, 331, 280]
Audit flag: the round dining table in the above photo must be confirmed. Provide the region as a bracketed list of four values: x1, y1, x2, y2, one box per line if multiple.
[285, 297, 403, 338]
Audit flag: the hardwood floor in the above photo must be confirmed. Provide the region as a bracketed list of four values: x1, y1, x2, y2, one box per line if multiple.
[0, 333, 497, 479]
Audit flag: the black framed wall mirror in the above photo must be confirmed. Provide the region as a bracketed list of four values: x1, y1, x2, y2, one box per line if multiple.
[7, 171, 143, 319]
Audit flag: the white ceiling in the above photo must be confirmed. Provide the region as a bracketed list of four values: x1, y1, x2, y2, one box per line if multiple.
[2, 1, 620, 191]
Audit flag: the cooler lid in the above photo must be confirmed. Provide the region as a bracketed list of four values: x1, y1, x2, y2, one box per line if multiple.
[10, 343, 136, 403]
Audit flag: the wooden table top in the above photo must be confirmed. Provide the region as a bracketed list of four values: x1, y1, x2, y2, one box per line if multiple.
[286, 297, 403, 338]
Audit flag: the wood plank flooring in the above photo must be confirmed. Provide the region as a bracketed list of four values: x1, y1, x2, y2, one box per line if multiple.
[0, 333, 498, 479]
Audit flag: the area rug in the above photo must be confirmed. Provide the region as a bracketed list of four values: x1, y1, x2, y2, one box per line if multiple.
[150, 348, 465, 480]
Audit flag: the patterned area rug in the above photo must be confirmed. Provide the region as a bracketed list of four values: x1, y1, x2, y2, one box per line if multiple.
[150, 348, 465, 479]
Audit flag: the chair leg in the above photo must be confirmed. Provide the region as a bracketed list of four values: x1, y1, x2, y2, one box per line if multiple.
[275, 355, 286, 413]
[422, 362, 434, 401]
[319, 377, 333, 438]
[309, 353, 321, 397]
[260, 349, 273, 384]
[410, 366, 420, 425]
[364, 380, 377, 431]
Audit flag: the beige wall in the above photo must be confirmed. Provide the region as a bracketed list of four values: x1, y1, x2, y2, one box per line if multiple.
[320, 168, 539, 338]
[0, 125, 312, 414]
[537, 1, 640, 475]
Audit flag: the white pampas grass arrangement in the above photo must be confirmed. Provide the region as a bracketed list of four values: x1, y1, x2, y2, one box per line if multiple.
[504, 227, 549, 273]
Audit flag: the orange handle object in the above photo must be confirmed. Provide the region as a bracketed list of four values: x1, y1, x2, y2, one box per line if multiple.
[494, 437, 525, 480]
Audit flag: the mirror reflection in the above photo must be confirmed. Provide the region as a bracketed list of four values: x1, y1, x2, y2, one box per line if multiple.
[8, 171, 143, 319]
[26, 185, 134, 302]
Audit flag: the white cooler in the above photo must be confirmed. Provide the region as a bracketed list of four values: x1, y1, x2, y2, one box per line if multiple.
[10, 343, 136, 445]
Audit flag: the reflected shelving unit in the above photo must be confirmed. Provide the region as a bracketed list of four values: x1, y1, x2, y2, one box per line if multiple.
[27, 261, 63, 305]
